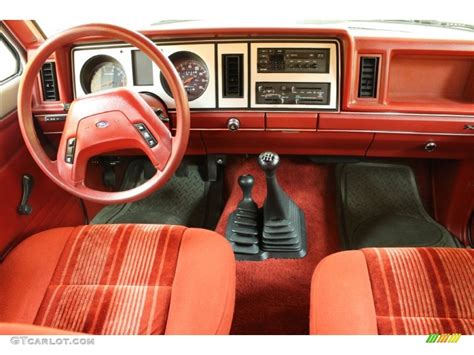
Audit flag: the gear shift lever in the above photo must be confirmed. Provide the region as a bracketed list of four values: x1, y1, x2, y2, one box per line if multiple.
[237, 174, 258, 212]
[225, 153, 307, 260]
[257, 152, 307, 257]
[225, 174, 260, 256]
[258, 152, 289, 220]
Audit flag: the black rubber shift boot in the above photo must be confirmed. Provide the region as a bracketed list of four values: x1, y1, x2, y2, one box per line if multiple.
[226, 175, 261, 256]
[258, 152, 307, 257]
[225, 153, 307, 260]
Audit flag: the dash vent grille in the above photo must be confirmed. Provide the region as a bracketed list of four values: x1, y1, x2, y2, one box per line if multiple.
[40, 62, 59, 101]
[223, 54, 243, 98]
[358, 56, 379, 98]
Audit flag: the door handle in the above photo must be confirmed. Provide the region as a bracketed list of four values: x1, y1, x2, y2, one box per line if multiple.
[18, 174, 34, 215]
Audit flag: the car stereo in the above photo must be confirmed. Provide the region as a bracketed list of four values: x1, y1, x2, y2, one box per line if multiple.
[257, 48, 330, 73]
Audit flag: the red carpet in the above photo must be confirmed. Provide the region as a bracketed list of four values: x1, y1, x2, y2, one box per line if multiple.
[215, 156, 341, 335]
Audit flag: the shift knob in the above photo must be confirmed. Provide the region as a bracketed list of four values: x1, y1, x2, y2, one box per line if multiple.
[239, 174, 254, 198]
[257, 151, 289, 220]
[258, 152, 280, 173]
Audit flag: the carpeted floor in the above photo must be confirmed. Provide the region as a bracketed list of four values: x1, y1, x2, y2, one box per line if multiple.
[215, 156, 341, 335]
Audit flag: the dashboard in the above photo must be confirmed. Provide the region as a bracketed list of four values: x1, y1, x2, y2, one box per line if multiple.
[72, 40, 339, 110]
[22, 23, 473, 161]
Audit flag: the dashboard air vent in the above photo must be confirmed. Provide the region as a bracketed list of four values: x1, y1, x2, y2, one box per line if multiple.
[40, 62, 59, 101]
[222, 54, 243, 98]
[358, 56, 379, 98]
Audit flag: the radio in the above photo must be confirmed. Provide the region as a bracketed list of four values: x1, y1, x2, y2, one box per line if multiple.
[257, 48, 330, 73]
[256, 82, 330, 105]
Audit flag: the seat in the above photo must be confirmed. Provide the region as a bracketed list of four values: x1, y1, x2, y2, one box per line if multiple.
[310, 247, 473, 335]
[0, 224, 236, 335]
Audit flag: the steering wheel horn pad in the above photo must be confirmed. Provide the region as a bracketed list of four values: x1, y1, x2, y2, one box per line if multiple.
[57, 89, 172, 186]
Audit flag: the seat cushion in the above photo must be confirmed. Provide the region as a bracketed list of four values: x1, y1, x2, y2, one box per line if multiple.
[0, 224, 235, 335]
[311, 247, 473, 335]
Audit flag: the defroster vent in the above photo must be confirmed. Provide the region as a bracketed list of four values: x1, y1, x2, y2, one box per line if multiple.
[358, 56, 379, 98]
[40, 62, 59, 101]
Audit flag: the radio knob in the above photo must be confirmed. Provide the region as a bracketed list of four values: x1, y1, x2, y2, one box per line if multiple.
[227, 117, 240, 132]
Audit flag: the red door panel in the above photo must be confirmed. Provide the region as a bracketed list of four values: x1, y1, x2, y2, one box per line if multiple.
[0, 112, 84, 256]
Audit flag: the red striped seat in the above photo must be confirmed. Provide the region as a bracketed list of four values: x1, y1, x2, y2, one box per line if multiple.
[0, 224, 236, 335]
[310, 247, 473, 335]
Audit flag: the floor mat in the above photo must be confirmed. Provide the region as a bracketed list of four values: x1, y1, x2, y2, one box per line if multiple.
[215, 157, 341, 335]
[336, 162, 459, 249]
[92, 160, 208, 227]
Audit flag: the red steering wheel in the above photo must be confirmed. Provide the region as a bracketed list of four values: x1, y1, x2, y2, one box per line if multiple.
[18, 24, 190, 204]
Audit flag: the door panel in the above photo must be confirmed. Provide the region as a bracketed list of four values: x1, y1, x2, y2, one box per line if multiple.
[0, 27, 84, 258]
[0, 112, 84, 257]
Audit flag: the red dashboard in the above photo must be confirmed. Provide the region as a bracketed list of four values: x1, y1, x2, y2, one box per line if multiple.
[4, 21, 474, 160]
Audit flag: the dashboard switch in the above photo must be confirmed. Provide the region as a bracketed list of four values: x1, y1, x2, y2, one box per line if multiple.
[134, 123, 157, 148]
[227, 117, 241, 132]
[65, 138, 76, 164]
[424, 141, 438, 153]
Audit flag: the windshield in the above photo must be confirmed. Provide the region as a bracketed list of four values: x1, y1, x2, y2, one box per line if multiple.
[38, 18, 474, 37]
[38, 19, 147, 37]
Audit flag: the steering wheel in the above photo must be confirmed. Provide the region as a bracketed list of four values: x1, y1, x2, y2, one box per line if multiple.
[18, 24, 190, 204]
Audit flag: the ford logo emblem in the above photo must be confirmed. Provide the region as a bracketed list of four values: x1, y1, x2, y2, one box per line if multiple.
[96, 121, 109, 128]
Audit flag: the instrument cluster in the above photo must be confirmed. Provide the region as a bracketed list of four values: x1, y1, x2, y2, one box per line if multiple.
[73, 40, 339, 110]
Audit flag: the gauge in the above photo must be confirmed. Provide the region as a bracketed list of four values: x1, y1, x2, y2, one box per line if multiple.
[160, 51, 209, 101]
[80, 55, 127, 94]
[90, 62, 126, 93]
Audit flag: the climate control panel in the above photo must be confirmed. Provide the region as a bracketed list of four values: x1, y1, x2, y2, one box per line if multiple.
[256, 82, 330, 105]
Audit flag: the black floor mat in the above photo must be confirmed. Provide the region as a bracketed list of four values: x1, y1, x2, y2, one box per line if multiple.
[91, 160, 209, 227]
[336, 162, 460, 249]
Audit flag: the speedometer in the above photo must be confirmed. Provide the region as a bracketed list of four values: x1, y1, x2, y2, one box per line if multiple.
[160, 51, 209, 101]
